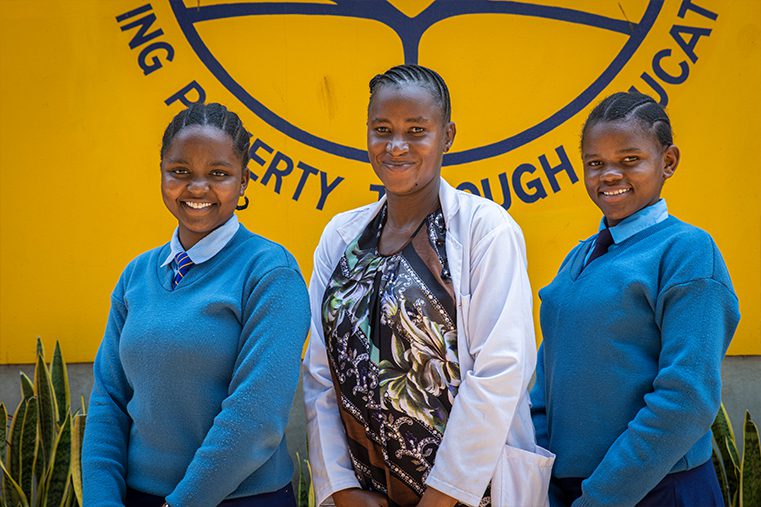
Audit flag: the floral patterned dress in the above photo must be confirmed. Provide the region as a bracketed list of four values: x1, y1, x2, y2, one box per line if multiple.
[322, 204, 490, 507]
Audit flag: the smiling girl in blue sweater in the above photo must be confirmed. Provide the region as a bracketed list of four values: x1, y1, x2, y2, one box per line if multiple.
[531, 92, 740, 507]
[82, 103, 310, 507]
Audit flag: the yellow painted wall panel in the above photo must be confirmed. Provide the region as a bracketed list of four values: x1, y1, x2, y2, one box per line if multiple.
[1, 0, 758, 362]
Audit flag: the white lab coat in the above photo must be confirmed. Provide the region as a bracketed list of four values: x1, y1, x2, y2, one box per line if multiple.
[303, 178, 553, 507]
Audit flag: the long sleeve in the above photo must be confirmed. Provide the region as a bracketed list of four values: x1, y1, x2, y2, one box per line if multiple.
[166, 266, 310, 507]
[303, 221, 361, 506]
[530, 347, 566, 507]
[82, 279, 133, 506]
[425, 220, 537, 506]
[574, 277, 739, 507]
[530, 343, 549, 450]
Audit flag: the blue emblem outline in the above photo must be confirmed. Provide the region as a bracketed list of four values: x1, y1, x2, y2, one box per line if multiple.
[170, 0, 662, 165]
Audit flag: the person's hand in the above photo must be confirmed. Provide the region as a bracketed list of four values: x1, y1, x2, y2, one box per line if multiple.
[332, 488, 388, 507]
[416, 486, 458, 507]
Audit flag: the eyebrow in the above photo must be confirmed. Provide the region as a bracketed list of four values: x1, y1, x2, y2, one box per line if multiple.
[369, 116, 432, 123]
[164, 158, 236, 167]
[583, 147, 643, 158]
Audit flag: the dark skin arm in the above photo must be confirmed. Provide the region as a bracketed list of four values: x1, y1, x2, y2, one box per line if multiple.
[332, 487, 457, 507]
[333, 488, 388, 507]
[417, 487, 458, 507]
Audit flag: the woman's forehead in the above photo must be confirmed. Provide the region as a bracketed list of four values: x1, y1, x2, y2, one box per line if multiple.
[368, 83, 444, 119]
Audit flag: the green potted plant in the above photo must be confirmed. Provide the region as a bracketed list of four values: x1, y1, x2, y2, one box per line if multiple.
[1, 339, 85, 507]
[712, 403, 761, 507]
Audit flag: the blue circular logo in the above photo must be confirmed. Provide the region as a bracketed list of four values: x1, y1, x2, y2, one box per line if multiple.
[171, 0, 661, 165]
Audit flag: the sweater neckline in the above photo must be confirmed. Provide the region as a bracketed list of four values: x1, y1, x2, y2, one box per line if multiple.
[569, 217, 677, 281]
[155, 226, 250, 292]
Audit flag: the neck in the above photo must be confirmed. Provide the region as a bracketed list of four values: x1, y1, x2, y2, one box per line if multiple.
[385, 178, 441, 230]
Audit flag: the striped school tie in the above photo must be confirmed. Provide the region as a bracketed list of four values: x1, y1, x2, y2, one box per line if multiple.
[172, 251, 194, 289]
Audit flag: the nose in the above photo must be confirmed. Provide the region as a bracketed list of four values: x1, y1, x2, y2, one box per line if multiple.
[386, 136, 408, 156]
[599, 164, 623, 182]
[188, 176, 209, 194]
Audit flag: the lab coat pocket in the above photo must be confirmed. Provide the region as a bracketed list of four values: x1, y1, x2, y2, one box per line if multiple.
[491, 444, 554, 507]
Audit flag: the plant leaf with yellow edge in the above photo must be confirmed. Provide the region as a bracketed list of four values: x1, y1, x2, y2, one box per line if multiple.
[50, 342, 70, 426]
[740, 411, 761, 507]
[70, 413, 86, 507]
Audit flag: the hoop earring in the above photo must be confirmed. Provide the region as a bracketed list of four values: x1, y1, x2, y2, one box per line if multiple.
[236, 195, 249, 211]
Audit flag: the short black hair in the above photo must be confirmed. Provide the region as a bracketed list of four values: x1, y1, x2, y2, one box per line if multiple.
[368, 64, 452, 123]
[161, 102, 252, 168]
[582, 91, 673, 148]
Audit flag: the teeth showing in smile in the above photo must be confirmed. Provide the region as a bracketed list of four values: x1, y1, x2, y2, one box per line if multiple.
[602, 188, 631, 196]
[184, 201, 213, 209]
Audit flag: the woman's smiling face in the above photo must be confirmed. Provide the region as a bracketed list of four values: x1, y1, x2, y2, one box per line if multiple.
[582, 119, 679, 225]
[161, 125, 248, 249]
[367, 84, 455, 198]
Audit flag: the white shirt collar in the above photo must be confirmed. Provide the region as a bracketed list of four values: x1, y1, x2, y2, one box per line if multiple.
[600, 198, 669, 245]
[160, 214, 240, 267]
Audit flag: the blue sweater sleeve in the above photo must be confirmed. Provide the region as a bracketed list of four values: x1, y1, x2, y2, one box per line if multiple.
[82, 278, 134, 506]
[166, 266, 310, 507]
[530, 345, 567, 507]
[530, 343, 549, 450]
[573, 277, 740, 507]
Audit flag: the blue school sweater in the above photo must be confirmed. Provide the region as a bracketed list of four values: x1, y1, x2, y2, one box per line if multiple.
[82, 226, 310, 507]
[531, 216, 740, 507]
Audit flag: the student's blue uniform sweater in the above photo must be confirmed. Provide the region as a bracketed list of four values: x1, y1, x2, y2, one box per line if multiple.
[82, 225, 310, 507]
[531, 216, 740, 507]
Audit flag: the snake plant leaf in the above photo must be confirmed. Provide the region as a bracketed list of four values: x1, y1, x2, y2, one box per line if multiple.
[714, 403, 741, 498]
[63, 482, 74, 507]
[712, 448, 731, 507]
[713, 404, 737, 441]
[296, 452, 305, 507]
[19, 373, 34, 401]
[18, 396, 39, 502]
[35, 351, 57, 467]
[713, 403, 738, 456]
[6, 397, 28, 506]
[70, 414, 86, 507]
[305, 459, 315, 507]
[8, 398, 28, 479]
[44, 414, 72, 507]
[50, 342, 71, 426]
[741, 411, 761, 507]
[723, 435, 741, 501]
[0, 403, 7, 463]
[0, 458, 29, 507]
[36, 338, 45, 362]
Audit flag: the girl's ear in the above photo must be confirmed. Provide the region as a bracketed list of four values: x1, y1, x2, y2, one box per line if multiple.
[241, 166, 250, 192]
[663, 144, 680, 179]
[444, 122, 456, 153]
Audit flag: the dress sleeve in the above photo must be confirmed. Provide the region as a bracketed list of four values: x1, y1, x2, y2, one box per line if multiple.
[166, 265, 311, 507]
[303, 222, 362, 506]
[425, 220, 537, 506]
[573, 276, 740, 507]
[82, 276, 133, 507]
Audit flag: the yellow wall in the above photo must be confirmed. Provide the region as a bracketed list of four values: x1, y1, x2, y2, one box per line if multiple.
[1, 0, 759, 362]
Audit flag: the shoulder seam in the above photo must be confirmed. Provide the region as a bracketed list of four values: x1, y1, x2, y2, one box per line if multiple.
[660, 276, 737, 300]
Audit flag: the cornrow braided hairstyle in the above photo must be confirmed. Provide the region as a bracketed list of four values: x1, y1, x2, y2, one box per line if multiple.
[368, 64, 452, 123]
[161, 102, 252, 168]
[582, 91, 673, 148]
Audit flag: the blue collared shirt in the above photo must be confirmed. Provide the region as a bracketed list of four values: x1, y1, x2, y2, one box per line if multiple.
[161, 215, 240, 275]
[584, 199, 669, 265]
